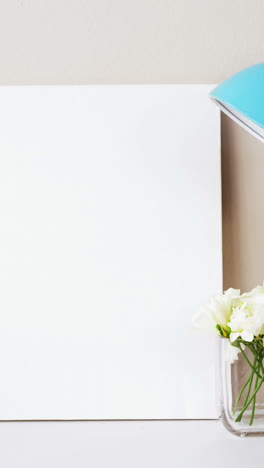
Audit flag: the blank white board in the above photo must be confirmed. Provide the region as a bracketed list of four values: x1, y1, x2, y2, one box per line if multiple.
[0, 85, 221, 420]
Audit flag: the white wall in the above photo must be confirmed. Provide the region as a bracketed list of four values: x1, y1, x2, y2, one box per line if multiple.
[0, 0, 263, 84]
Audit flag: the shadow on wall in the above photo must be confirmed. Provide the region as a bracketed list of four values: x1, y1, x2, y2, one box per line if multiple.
[221, 113, 264, 292]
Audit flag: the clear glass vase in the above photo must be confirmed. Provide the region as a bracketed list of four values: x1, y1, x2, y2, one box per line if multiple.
[220, 338, 264, 436]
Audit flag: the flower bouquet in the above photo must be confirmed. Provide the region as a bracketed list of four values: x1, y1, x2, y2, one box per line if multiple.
[194, 284, 264, 432]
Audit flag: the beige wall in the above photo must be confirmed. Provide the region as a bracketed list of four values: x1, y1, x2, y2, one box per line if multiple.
[222, 115, 264, 291]
[1, 0, 264, 291]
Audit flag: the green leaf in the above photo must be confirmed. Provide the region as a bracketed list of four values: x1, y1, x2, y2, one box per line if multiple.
[216, 324, 223, 336]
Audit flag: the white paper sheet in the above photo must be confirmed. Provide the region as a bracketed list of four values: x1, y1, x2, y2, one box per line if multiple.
[0, 85, 221, 419]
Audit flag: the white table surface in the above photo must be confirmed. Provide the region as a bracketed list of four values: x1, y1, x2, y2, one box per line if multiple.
[0, 420, 262, 467]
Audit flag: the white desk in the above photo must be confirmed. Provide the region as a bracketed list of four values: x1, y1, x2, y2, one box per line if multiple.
[0, 420, 260, 468]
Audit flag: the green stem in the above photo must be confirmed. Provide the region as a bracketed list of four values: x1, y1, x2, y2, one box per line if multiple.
[239, 344, 262, 379]
[258, 350, 264, 375]
[235, 352, 258, 420]
[250, 362, 261, 425]
[242, 364, 255, 412]
[233, 374, 251, 415]
[236, 366, 264, 423]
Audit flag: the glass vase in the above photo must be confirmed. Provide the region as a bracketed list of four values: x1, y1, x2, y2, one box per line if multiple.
[220, 338, 264, 436]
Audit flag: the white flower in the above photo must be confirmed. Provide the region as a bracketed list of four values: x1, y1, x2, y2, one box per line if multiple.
[228, 285, 264, 342]
[228, 304, 259, 342]
[225, 341, 244, 364]
[193, 288, 240, 334]
[240, 285, 264, 299]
